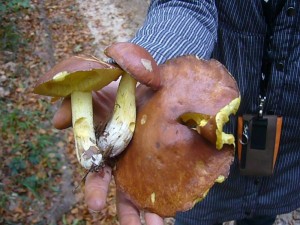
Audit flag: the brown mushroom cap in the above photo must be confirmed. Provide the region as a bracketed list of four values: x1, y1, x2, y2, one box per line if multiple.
[114, 56, 240, 217]
[104, 42, 161, 89]
[33, 55, 123, 97]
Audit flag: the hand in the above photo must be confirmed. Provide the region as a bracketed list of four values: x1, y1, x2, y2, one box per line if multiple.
[52, 82, 163, 225]
[85, 167, 164, 225]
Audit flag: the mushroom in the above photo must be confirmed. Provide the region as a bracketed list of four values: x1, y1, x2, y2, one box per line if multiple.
[114, 55, 241, 217]
[33, 55, 123, 169]
[97, 42, 160, 159]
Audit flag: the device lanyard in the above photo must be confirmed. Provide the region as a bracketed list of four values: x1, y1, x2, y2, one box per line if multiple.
[259, 0, 286, 117]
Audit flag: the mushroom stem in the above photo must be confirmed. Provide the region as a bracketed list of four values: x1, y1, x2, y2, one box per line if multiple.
[98, 72, 137, 157]
[71, 91, 102, 169]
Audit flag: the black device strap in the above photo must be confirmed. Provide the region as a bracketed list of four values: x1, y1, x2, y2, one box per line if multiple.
[259, 0, 286, 116]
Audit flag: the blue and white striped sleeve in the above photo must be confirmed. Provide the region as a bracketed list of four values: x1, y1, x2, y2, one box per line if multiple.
[130, 0, 218, 64]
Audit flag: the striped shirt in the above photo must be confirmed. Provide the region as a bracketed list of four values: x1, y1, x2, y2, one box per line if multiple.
[131, 0, 300, 224]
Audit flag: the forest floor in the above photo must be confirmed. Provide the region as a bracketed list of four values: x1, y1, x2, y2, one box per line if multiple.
[0, 0, 299, 224]
[1, 0, 146, 224]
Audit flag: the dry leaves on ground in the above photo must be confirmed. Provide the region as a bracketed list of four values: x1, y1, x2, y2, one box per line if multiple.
[0, 0, 119, 224]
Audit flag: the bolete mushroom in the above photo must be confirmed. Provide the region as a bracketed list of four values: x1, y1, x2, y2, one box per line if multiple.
[114, 55, 241, 217]
[33, 55, 123, 169]
[97, 42, 160, 158]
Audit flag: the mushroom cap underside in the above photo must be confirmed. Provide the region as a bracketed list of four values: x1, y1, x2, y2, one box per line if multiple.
[33, 55, 123, 97]
[114, 55, 240, 217]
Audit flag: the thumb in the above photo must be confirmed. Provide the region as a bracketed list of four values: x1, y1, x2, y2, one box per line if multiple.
[84, 166, 112, 212]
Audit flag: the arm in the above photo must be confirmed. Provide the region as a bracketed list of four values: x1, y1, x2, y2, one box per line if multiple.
[131, 0, 218, 64]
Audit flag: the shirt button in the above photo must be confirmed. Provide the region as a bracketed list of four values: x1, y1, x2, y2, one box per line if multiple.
[286, 7, 296, 17]
[276, 62, 284, 71]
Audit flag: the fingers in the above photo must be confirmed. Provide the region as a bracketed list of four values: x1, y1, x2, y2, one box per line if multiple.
[84, 166, 112, 212]
[84, 165, 163, 225]
[117, 191, 142, 225]
[52, 97, 72, 129]
[116, 191, 164, 225]
[144, 212, 164, 225]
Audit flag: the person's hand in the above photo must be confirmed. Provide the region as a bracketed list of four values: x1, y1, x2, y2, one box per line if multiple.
[85, 167, 164, 225]
[52, 82, 163, 225]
